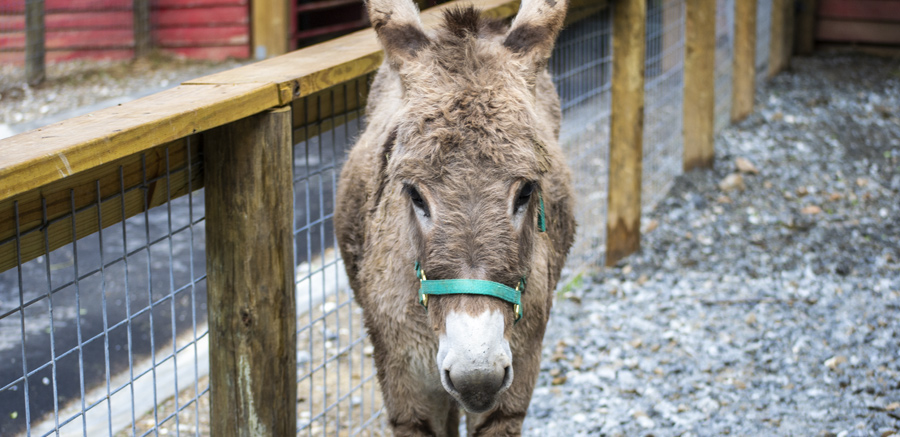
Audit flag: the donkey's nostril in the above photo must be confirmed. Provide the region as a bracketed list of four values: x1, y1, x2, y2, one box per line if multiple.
[502, 365, 513, 388]
[443, 369, 457, 394]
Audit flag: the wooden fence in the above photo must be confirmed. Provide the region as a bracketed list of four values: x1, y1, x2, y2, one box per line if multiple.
[0, 0, 796, 433]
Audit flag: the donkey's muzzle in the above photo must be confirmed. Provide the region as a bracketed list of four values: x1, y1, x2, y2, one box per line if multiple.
[441, 360, 513, 413]
[436, 309, 514, 413]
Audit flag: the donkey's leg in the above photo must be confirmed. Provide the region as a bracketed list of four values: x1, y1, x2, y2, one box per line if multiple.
[371, 337, 457, 436]
[382, 378, 458, 437]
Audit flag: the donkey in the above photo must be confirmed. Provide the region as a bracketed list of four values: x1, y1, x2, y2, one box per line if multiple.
[335, 0, 575, 434]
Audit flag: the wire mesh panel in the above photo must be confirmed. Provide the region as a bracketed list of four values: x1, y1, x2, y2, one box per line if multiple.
[0, 139, 210, 436]
[714, 0, 734, 132]
[756, 0, 772, 85]
[551, 6, 613, 268]
[292, 76, 386, 435]
[642, 0, 685, 211]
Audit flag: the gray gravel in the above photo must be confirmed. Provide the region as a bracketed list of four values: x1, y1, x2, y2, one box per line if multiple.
[524, 54, 900, 436]
[0, 54, 248, 139]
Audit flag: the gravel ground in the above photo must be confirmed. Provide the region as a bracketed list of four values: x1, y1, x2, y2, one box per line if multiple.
[524, 54, 900, 436]
[0, 53, 247, 137]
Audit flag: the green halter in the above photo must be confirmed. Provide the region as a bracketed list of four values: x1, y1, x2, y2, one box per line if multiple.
[414, 192, 547, 323]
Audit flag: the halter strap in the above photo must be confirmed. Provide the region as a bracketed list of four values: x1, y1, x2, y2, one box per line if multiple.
[415, 262, 524, 322]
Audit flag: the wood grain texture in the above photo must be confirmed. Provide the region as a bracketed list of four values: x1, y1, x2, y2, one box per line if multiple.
[0, 11, 133, 32]
[683, 0, 717, 171]
[816, 19, 900, 44]
[152, 6, 248, 27]
[0, 83, 278, 203]
[0, 138, 202, 273]
[606, 0, 646, 267]
[134, 0, 151, 56]
[251, 0, 289, 58]
[204, 106, 296, 437]
[731, 0, 757, 122]
[768, 0, 786, 77]
[25, 0, 45, 85]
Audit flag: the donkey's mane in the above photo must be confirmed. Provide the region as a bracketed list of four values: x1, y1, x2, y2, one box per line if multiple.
[439, 6, 508, 40]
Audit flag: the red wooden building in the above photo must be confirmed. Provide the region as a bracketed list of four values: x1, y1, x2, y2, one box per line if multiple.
[816, 0, 900, 46]
[0, 0, 402, 65]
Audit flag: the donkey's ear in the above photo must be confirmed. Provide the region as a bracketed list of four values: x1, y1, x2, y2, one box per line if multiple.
[367, 0, 431, 64]
[503, 0, 568, 60]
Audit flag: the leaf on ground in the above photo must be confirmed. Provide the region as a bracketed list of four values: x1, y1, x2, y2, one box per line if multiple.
[735, 157, 759, 174]
[801, 205, 823, 215]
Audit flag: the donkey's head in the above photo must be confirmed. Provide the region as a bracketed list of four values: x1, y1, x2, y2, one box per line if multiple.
[368, 0, 567, 413]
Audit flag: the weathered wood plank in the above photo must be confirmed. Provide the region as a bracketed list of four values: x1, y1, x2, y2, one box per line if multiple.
[768, 0, 785, 77]
[250, 0, 288, 58]
[0, 11, 133, 32]
[153, 6, 248, 27]
[25, 0, 45, 85]
[606, 0, 646, 267]
[162, 45, 250, 60]
[155, 26, 248, 47]
[731, 0, 756, 122]
[818, 0, 900, 22]
[0, 49, 135, 65]
[134, 0, 151, 57]
[683, 0, 717, 171]
[0, 29, 134, 50]
[0, 138, 202, 273]
[0, 83, 278, 203]
[816, 19, 900, 44]
[205, 106, 296, 437]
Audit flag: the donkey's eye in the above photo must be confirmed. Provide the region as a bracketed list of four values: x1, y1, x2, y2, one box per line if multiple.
[514, 182, 534, 213]
[406, 185, 430, 217]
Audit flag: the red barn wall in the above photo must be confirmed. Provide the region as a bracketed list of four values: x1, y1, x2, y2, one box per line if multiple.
[0, 0, 249, 65]
[816, 0, 900, 46]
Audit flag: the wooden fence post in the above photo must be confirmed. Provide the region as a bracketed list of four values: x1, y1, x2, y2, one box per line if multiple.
[133, 0, 151, 57]
[24, 0, 45, 85]
[204, 106, 297, 436]
[683, 0, 717, 171]
[606, 0, 646, 266]
[731, 0, 757, 122]
[795, 0, 816, 55]
[252, 0, 290, 59]
[768, 0, 790, 77]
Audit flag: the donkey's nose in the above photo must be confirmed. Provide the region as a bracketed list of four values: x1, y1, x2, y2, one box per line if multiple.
[436, 309, 514, 412]
[441, 358, 513, 413]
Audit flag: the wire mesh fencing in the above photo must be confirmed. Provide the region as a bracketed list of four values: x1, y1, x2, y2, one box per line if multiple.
[642, 0, 685, 212]
[756, 0, 772, 86]
[714, 0, 735, 132]
[552, 5, 613, 269]
[0, 139, 210, 436]
[291, 76, 385, 435]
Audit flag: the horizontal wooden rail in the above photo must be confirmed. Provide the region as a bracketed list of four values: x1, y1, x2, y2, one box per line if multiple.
[0, 83, 277, 202]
